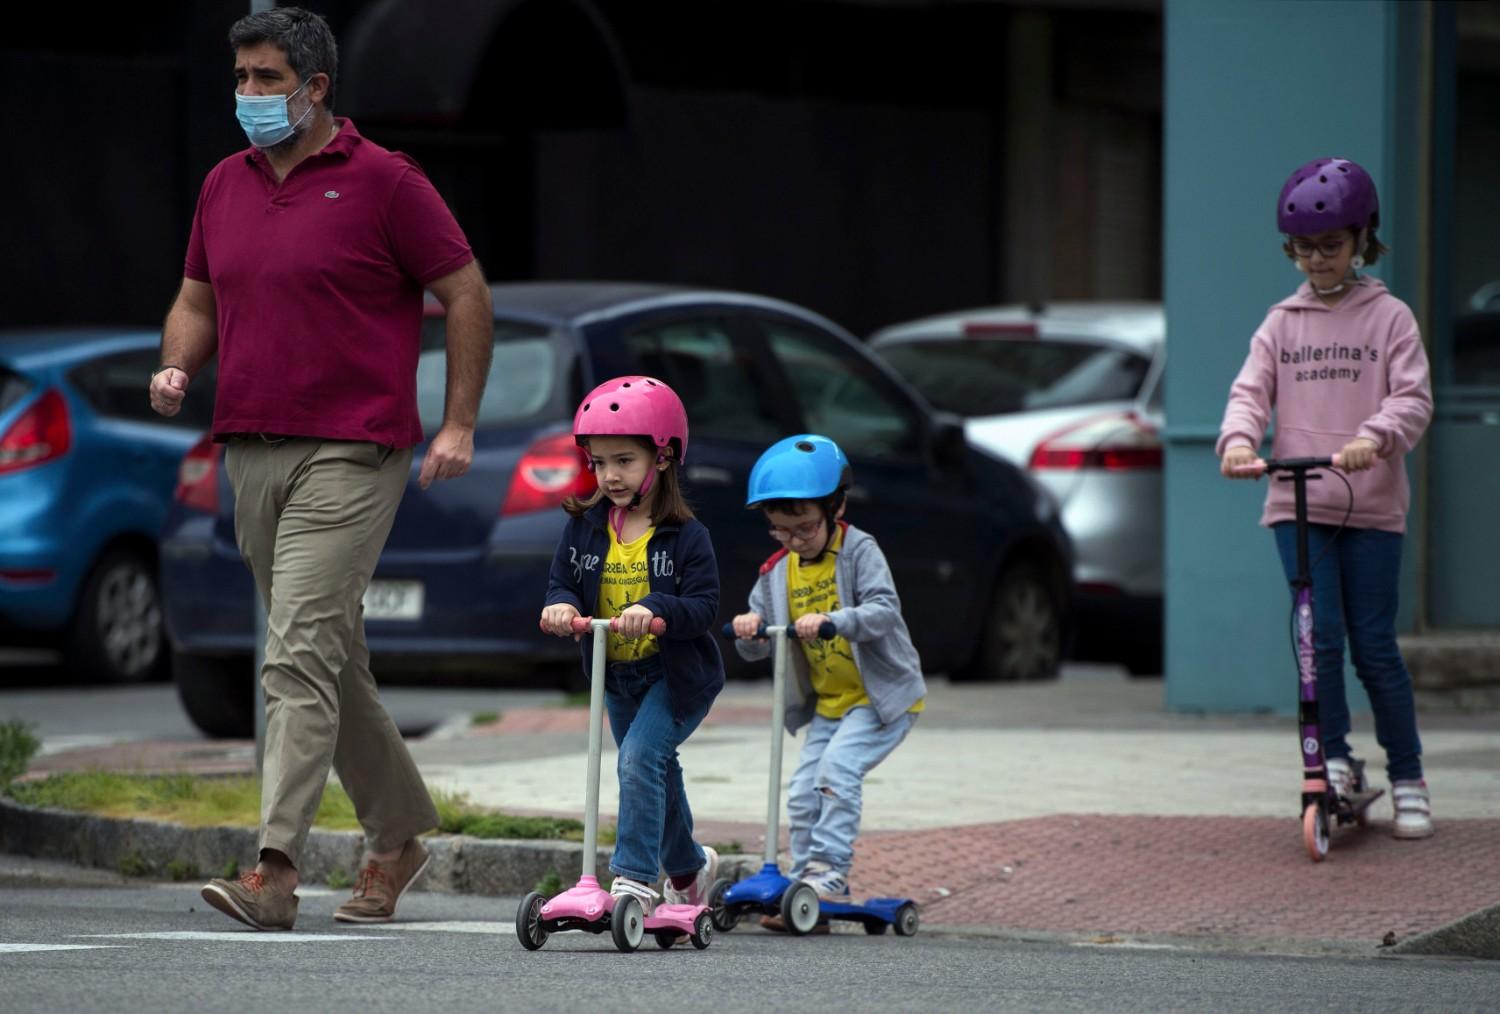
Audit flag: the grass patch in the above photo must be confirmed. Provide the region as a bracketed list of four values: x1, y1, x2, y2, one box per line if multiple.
[533, 869, 564, 896]
[165, 859, 199, 882]
[555, 692, 590, 708]
[220, 858, 239, 880]
[470, 711, 500, 727]
[0, 720, 41, 791]
[707, 841, 744, 855]
[326, 867, 352, 890]
[9, 773, 615, 844]
[118, 850, 151, 878]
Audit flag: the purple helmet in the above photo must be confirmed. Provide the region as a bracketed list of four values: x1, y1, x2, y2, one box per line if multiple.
[1276, 158, 1379, 236]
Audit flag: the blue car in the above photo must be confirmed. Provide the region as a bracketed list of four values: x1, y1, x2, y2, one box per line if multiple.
[160, 283, 1073, 737]
[1, 329, 214, 682]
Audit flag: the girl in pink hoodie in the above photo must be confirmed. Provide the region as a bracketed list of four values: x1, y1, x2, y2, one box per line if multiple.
[1218, 158, 1434, 839]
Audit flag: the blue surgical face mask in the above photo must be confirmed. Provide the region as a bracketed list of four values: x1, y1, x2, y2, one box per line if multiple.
[234, 79, 313, 148]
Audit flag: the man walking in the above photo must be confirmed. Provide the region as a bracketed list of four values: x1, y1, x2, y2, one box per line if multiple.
[149, 7, 492, 930]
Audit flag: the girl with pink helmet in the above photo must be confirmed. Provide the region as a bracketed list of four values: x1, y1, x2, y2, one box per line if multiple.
[540, 375, 727, 926]
[1218, 158, 1435, 838]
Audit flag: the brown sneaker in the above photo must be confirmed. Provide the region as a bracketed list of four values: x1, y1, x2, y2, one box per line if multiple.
[334, 838, 431, 923]
[201, 871, 298, 931]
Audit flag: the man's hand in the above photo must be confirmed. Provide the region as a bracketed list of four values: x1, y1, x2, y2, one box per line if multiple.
[418, 423, 474, 489]
[150, 368, 189, 417]
[1338, 437, 1380, 473]
[732, 612, 764, 639]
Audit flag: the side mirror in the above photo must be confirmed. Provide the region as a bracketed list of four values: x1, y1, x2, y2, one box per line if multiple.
[929, 411, 967, 469]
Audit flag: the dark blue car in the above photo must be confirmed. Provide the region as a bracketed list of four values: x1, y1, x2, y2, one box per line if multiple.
[1, 329, 214, 681]
[160, 283, 1073, 736]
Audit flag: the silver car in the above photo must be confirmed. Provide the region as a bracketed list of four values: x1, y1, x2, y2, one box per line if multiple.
[870, 302, 1164, 675]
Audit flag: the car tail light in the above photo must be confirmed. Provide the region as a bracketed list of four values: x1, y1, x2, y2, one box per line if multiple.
[1029, 412, 1163, 471]
[0, 389, 71, 476]
[501, 431, 596, 516]
[175, 434, 221, 513]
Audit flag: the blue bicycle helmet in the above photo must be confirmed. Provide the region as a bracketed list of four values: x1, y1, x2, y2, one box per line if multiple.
[746, 434, 851, 507]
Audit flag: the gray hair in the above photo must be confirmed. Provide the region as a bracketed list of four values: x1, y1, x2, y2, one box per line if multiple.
[229, 6, 339, 112]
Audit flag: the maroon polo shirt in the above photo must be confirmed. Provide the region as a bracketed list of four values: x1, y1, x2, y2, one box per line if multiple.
[184, 119, 474, 448]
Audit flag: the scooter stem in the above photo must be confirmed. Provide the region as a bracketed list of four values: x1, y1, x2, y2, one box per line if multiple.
[765, 627, 788, 866]
[581, 617, 610, 879]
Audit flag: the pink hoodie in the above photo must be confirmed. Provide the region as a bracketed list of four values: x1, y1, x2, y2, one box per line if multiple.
[1218, 276, 1432, 533]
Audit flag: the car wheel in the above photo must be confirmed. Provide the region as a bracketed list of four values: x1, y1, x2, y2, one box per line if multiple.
[965, 563, 1062, 682]
[174, 651, 255, 738]
[1123, 637, 1163, 678]
[64, 547, 166, 683]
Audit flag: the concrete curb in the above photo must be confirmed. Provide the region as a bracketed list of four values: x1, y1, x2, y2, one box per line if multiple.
[1388, 903, 1500, 961]
[0, 799, 759, 895]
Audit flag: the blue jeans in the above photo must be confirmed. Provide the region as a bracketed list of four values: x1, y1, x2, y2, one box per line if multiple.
[603, 655, 711, 884]
[1273, 523, 1423, 782]
[786, 707, 917, 876]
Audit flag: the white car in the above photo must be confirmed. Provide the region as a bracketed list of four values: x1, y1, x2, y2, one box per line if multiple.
[870, 302, 1164, 675]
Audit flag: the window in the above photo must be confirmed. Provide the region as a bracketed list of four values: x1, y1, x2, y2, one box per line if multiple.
[875, 338, 1151, 418]
[417, 318, 566, 432]
[623, 317, 781, 443]
[0, 367, 32, 415]
[761, 319, 920, 460]
[69, 350, 216, 430]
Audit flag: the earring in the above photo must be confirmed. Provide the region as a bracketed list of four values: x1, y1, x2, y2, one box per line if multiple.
[1350, 254, 1365, 271]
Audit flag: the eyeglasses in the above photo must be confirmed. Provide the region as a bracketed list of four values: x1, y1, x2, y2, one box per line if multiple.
[768, 520, 824, 542]
[1288, 235, 1352, 258]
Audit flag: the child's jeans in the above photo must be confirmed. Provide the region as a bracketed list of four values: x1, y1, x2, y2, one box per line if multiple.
[787, 706, 917, 876]
[1272, 522, 1423, 782]
[603, 654, 711, 884]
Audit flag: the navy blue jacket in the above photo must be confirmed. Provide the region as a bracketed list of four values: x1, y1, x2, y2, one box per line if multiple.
[545, 500, 725, 720]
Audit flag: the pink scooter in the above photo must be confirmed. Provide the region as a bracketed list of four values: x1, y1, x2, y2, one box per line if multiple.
[516, 615, 714, 952]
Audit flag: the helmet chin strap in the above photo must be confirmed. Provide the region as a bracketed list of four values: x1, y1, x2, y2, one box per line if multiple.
[609, 453, 665, 541]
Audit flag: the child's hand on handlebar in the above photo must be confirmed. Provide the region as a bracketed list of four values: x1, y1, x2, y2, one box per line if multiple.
[541, 602, 581, 639]
[1337, 437, 1379, 472]
[614, 604, 657, 640]
[794, 613, 832, 641]
[1221, 445, 1261, 478]
[731, 612, 763, 639]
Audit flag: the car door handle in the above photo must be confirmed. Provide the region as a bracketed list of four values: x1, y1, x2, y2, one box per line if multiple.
[686, 465, 735, 486]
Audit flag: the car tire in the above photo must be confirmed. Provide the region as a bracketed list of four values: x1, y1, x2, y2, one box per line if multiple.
[174, 651, 255, 739]
[960, 563, 1063, 682]
[64, 547, 167, 684]
[1123, 638, 1163, 678]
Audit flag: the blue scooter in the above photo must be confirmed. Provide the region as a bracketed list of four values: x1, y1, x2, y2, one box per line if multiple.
[710, 622, 920, 937]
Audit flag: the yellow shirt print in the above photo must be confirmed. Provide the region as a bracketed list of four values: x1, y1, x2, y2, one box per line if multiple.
[788, 527, 868, 719]
[598, 525, 659, 662]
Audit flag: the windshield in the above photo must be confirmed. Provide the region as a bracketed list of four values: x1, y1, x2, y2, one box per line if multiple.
[417, 318, 567, 432]
[876, 337, 1151, 418]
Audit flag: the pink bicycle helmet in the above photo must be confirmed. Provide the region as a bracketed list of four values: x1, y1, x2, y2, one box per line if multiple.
[573, 376, 689, 466]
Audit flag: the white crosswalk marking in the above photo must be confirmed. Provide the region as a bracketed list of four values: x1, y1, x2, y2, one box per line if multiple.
[1, 944, 126, 953]
[366, 921, 515, 935]
[77, 932, 390, 943]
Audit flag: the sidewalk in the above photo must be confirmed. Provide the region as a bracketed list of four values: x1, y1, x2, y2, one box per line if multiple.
[14, 666, 1500, 952]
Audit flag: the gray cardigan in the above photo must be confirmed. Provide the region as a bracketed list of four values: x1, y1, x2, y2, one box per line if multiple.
[735, 523, 926, 732]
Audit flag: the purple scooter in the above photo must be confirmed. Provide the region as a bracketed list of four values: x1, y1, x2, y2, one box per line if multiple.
[516, 615, 714, 951]
[1234, 454, 1383, 861]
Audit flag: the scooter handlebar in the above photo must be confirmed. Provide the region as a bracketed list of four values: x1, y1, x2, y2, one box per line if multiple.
[719, 620, 838, 641]
[1230, 453, 1342, 478]
[548, 615, 667, 636]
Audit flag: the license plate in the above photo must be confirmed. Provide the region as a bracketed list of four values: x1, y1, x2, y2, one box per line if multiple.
[363, 580, 424, 621]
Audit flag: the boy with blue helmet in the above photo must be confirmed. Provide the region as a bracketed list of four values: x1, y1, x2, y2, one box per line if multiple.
[731, 435, 926, 925]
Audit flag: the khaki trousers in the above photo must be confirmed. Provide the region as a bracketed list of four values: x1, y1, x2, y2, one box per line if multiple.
[225, 436, 438, 867]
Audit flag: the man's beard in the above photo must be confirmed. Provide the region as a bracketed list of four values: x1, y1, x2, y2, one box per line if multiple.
[261, 120, 308, 156]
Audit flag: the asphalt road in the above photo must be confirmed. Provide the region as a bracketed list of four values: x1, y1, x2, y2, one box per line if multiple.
[0, 882, 1491, 1013]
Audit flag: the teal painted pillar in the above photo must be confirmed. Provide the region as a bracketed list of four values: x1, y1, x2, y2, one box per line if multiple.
[1163, 0, 1428, 712]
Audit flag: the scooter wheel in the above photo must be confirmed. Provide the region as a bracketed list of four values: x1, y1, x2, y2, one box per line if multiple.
[781, 882, 821, 936]
[654, 932, 678, 950]
[516, 891, 549, 950]
[690, 912, 714, 950]
[611, 895, 644, 953]
[707, 877, 740, 932]
[1302, 802, 1329, 862]
[863, 920, 888, 935]
[894, 902, 920, 937]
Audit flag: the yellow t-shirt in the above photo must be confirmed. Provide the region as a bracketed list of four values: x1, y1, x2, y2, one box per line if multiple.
[787, 526, 924, 719]
[598, 524, 659, 662]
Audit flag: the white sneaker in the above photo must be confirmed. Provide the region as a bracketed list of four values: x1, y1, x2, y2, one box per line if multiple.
[800, 861, 849, 899]
[663, 846, 718, 908]
[1391, 780, 1434, 839]
[609, 877, 659, 916]
[1325, 757, 1355, 800]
